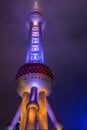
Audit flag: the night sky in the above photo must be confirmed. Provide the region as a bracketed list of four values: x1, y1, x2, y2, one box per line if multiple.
[0, 0, 87, 130]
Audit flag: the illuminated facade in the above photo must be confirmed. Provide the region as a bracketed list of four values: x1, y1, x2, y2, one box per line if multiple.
[26, 12, 44, 63]
[6, 7, 63, 130]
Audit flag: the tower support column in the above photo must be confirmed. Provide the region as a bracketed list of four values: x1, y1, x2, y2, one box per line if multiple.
[27, 87, 38, 130]
[20, 92, 29, 130]
[38, 91, 48, 130]
[27, 106, 37, 129]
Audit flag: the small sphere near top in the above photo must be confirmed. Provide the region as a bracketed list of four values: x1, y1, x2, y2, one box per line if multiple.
[26, 11, 45, 30]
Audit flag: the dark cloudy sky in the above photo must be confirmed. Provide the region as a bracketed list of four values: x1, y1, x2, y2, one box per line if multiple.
[0, 0, 87, 130]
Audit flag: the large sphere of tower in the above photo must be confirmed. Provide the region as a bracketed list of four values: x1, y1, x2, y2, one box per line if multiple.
[26, 11, 45, 30]
[15, 63, 54, 97]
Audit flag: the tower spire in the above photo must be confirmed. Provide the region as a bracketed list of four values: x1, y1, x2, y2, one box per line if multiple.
[34, 1, 38, 10]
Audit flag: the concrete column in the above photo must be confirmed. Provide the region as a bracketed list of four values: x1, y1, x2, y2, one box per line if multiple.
[27, 107, 37, 129]
[27, 87, 38, 130]
[20, 92, 29, 130]
[38, 91, 48, 130]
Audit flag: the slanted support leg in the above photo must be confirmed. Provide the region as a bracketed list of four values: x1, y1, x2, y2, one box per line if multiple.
[7, 104, 21, 130]
[46, 99, 63, 130]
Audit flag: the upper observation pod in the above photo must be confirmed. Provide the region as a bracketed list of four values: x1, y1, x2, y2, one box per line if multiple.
[26, 11, 45, 64]
[26, 11, 45, 30]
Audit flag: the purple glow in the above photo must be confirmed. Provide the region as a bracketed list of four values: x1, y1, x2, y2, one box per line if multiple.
[47, 99, 63, 129]
[31, 45, 39, 51]
[26, 22, 44, 63]
[32, 37, 39, 44]
[32, 31, 39, 37]
[8, 104, 21, 130]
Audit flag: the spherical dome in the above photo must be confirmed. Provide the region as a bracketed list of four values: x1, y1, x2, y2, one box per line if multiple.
[15, 63, 54, 97]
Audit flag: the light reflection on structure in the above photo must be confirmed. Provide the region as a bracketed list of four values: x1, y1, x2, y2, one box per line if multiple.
[6, 5, 63, 130]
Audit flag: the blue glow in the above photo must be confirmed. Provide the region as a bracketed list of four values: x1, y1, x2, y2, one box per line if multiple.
[26, 23, 44, 63]
[32, 31, 39, 37]
[31, 45, 39, 51]
[32, 37, 39, 44]
[31, 53, 39, 61]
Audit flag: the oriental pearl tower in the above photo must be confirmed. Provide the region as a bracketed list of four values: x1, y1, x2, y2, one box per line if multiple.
[6, 1, 63, 130]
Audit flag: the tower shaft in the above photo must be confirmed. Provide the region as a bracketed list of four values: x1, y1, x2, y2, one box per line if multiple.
[26, 17, 44, 63]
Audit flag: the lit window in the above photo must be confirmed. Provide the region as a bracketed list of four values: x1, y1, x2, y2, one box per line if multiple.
[32, 37, 39, 44]
[31, 53, 39, 61]
[32, 31, 39, 37]
[33, 21, 38, 26]
[31, 45, 39, 51]
[32, 26, 39, 31]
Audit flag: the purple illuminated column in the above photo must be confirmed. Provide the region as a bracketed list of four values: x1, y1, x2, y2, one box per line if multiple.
[26, 21, 44, 63]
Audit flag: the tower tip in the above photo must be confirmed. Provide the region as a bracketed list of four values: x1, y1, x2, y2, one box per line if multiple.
[34, 1, 39, 11]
